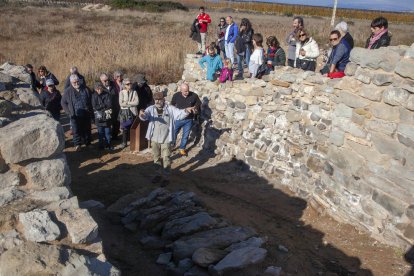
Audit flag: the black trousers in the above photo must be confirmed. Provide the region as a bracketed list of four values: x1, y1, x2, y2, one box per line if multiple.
[71, 116, 91, 146]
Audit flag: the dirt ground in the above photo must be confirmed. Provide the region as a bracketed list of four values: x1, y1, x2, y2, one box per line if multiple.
[64, 122, 413, 276]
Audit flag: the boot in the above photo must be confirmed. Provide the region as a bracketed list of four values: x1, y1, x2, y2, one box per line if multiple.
[121, 131, 128, 149]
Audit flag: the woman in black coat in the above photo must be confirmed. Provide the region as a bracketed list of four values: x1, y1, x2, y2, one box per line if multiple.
[39, 79, 62, 121]
[92, 83, 113, 150]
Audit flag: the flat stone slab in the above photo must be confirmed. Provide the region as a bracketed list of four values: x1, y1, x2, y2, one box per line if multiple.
[55, 208, 98, 244]
[211, 246, 268, 273]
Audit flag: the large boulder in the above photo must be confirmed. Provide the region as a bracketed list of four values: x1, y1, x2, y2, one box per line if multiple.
[0, 187, 25, 207]
[0, 230, 23, 254]
[0, 72, 14, 91]
[0, 242, 120, 275]
[15, 87, 41, 107]
[25, 155, 71, 189]
[211, 246, 267, 274]
[19, 209, 61, 242]
[350, 47, 401, 72]
[0, 170, 21, 189]
[0, 114, 65, 163]
[0, 62, 31, 83]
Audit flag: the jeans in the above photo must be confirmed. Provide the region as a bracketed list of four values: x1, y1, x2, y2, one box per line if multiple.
[225, 42, 235, 64]
[245, 46, 251, 66]
[174, 119, 193, 150]
[71, 116, 91, 146]
[219, 40, 226, 59]
[237, 54, 245, 77]
[97, 126, 111, 148]
[198, 32, 207, 52]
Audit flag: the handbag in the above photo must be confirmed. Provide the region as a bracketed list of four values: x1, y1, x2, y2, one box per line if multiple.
[296, 58, 316, 71]
[118, 108, 134, 128]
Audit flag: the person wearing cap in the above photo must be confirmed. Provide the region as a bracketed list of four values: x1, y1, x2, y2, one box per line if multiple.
[37, 65, 59, 90]
[132, 74, 154, 111]
[118, 78, 139, 149]
[61, 74, 93, 151]
[171, 83, 201, 156]
[92, 83, 113, 150]
[64, 66, 86, 91]
[39, 79, 62, 121]
[25, 64, 41, 93]
[335, 21, 354, 49]
[100, 73, 120, 140]
[139, 90, 196, 186]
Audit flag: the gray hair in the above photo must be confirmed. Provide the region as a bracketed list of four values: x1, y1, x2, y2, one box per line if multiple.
[113, 70, 123, 78]
[122, 78, 131, 85]
[100, 73, 108, 80]
[335, 21, 348, 33]
[69, 74, 79, 82]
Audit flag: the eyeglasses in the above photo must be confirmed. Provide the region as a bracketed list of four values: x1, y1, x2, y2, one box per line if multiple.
[330, 37, 339, 41]
[102, 79, 109, 82]
[299, 33, 306, 37]
[47, 85, 54, 87]
[125, 83, 131, 86]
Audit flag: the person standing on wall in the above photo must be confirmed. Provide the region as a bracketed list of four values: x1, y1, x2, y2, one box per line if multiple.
[196, 6, 211, 55]
[216, 17, 227, 59]
[171, 83, 201, 157]
[224, 16, 238, 65]
[286, 16, 304, 67]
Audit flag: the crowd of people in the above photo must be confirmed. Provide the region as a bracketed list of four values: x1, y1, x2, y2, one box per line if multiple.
[191, 7, 391, 81]
[25, 8, 392, 186]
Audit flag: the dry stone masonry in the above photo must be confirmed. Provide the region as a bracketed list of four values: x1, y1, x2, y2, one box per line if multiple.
[179, 44, 414, 250]
[0, 63, 120, 275]
[117, 188, 268, 275]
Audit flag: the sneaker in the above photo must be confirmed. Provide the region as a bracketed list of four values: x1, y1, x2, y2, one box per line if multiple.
[179, 149, 187, 156]
[151, 175, 162, 184]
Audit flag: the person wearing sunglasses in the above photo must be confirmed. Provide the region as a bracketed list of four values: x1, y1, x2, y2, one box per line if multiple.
[216, 17, 227, 59]
[320, 30, 351, 78]
[294, 28, 319, 72]
[366, 16, 391, 49]
[118, 78, 139, 149]
[37, 65, 59, 91]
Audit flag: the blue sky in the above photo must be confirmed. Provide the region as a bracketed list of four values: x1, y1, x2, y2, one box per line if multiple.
[245, 0, 414, 12]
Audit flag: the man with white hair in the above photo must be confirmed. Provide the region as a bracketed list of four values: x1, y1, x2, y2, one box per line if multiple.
[61, 74, 93, 151]
[335, 21, 354, 49]
[64, 66, 85, 91]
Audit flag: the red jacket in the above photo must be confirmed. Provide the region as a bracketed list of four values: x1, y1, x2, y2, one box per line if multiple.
[197, 13, 211, 33]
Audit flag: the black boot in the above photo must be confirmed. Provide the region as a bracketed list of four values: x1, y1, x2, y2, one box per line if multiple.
[121, 131, 128, 149]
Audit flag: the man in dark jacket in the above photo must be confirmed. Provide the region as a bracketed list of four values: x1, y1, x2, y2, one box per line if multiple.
[100, 73, 120, 140]
[92, 83, 113, 150]
[64, 66, 86, 91]
[61, 74, 93, 151]
[40, 79, 62, 121]
[132, 74, 154, 111]
[366, 16, 391, 49]
[171, 83, 201, 156]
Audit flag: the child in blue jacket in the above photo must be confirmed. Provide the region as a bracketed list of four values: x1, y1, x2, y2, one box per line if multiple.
[199, 45, 223, 81]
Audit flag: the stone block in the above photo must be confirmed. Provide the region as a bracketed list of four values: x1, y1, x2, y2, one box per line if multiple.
[406, 95, 414, 111]
[371, 132, 405, 160]
[30, 187, 71, 202]
[245, 96, 258, 105]
[365, 118, 397, 136]
[372, 190, 406, 217]
[55, 208, 99, 244]
[329, 129, 345, 146]
[383, 87, 410, 106]
[19, 209, 61, 242]
[0, 100, 12, 117]
[270, 79, 290, 87]
[286, 110, 301, 122]
[0, 114, 65, 163]
[279, 73, 297, 83]
[334, 77, 361, 92]
[16, 88, 41, 107]
[372, 73, 393, 86]
[344, 62, 358, 76]
[397, 123, 414, 148]
[0, 187, 25, 207]
[333, 103, 352, 118]
[211, 247, 267, 274]
[360, 197, 389, 221]
[350, 47, 400, 72]
[395, 59, 414, 80]
[192, 248, 227, 267]
[359, 84, 383, 102]
[370, 103, 399, 121]
[327, 147, 364, 175]
[0, 170, 21, 189]
[247, 157, 264, 168]
[355, 67, 372, 84]
[336, 90, 370, 108]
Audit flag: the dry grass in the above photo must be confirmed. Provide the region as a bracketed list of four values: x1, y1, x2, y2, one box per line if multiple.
[0, 5, 413, 87]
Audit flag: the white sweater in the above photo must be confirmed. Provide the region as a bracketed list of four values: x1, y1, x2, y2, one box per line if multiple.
[295, 37, 320, 66]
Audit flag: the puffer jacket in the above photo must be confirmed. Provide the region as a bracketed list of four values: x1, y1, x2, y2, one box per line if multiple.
[294, 37, 320, 66]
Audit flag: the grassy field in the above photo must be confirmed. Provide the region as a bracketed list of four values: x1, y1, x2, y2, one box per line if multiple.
[0, 4, 413, 86]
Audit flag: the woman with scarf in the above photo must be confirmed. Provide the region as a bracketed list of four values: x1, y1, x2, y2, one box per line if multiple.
[365, 17, 391, 49]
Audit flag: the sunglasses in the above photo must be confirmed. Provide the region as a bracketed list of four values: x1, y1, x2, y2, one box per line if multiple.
[47, 85, 54, 87]
[299, 33, 306, 37]
[125, 83, 131, 85]
[330, 37, 338, 41]
[102, 79, 109, 82]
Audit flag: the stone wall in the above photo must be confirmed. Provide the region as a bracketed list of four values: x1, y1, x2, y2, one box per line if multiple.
[178, 44, 414, 249]
[0, 63, 120, 274]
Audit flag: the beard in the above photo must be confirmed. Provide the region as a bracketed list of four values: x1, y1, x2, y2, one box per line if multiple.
[155, 102, 164, 109]
[72, 83, 80, 89]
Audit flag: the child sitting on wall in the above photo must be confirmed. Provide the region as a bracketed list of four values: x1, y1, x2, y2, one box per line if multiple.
[219, 58, 233, 83]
